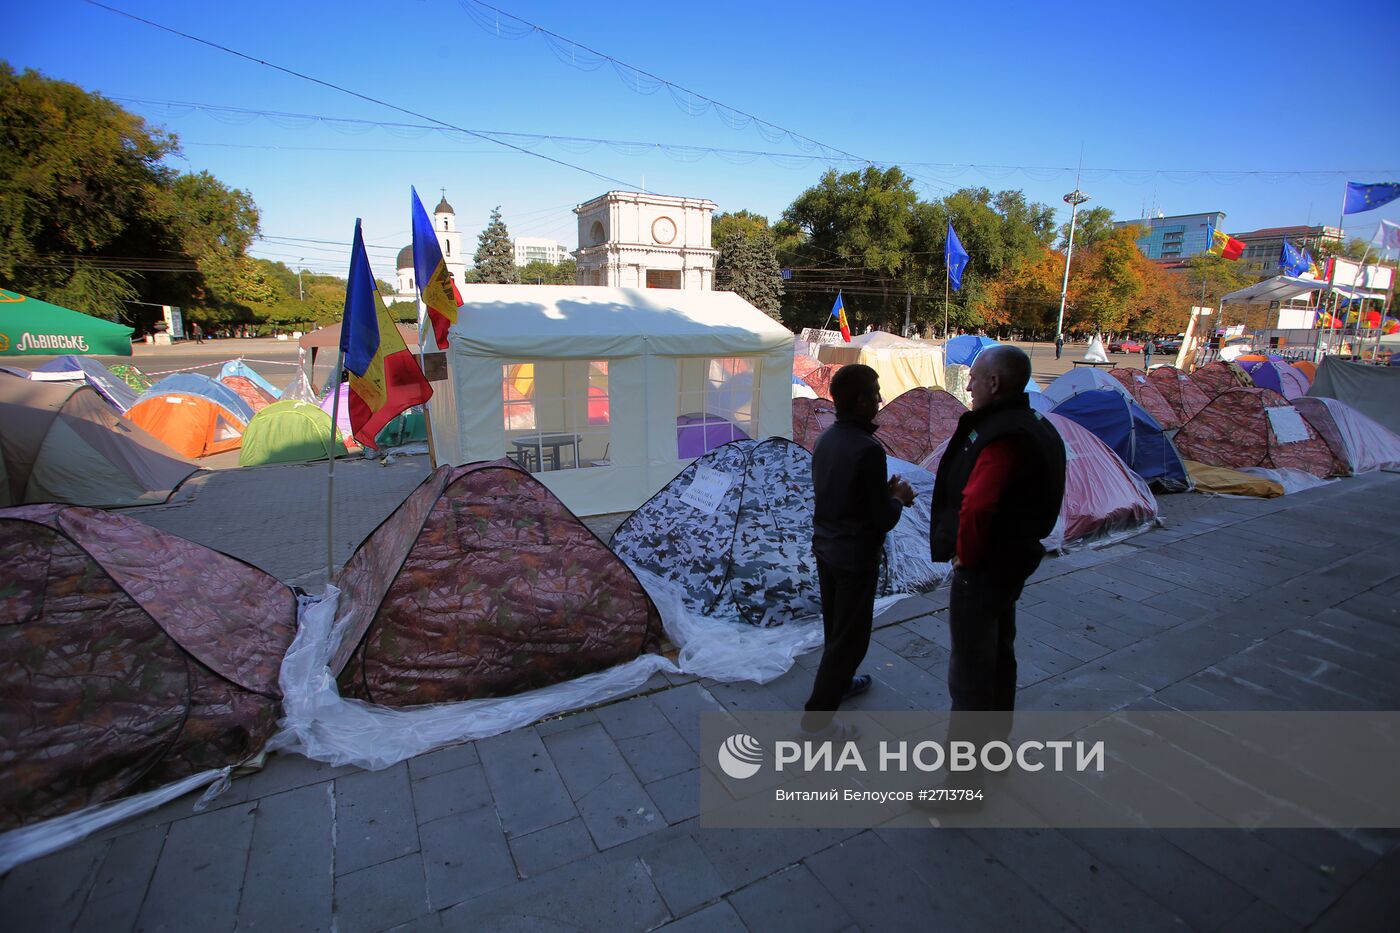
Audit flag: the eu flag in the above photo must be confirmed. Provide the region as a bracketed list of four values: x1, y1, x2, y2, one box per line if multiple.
[945, 223, 970, 291]
[1279, 241, 1310, 277]
[1343, 182, 1400, 215]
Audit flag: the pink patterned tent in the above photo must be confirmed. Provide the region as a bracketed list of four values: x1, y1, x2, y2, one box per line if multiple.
[873, 387, 967, 465]
[802, 363, 843, 401]
[793, 353, 823, 380]
[1190, 360, 1253, 401]
[1174, 387, 1344, 478]
[1148, 365, 1212, 424]
[1292, 397, 1400, 475]
[0, 504, 295, 830]
[1109, 369, 1180, 430]
[792, 397, 836, 451]
[330, 460, 662, 707]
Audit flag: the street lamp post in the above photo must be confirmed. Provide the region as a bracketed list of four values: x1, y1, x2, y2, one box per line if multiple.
[1055, 188, 1090, 343]
[297, 260, 306, 302]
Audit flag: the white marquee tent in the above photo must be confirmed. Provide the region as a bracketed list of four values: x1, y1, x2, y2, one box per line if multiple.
[439, 285, 796, 515]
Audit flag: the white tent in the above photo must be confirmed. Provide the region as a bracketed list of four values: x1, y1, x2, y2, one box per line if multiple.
[441, 285, 795, 515]
[815, 330, 946, 398]
[1220, 275, 1377, 305]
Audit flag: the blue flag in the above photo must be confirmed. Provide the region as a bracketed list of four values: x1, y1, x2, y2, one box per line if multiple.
[945, 223, 970, 291]
[1279, 241, 1310, 277]
[1343, 182, 1400, 215]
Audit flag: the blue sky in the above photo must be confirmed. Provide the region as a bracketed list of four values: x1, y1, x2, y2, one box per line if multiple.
[13, 0, 1400, 281]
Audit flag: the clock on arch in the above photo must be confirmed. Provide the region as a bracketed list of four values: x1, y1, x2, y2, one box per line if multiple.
[651, 216, 677, 245]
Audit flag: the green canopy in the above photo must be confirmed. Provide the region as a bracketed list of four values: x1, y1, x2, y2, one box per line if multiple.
[0, 289, 133, 356]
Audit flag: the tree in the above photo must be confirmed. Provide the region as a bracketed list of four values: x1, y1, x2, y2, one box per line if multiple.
[711, 210, 771, 248]
[518, 258, 577, 285]
[472, 206, 518, 284]
[0, 65, 260, 333]
[716, 231, 784, 320]
[1057, 206, 1117, 251]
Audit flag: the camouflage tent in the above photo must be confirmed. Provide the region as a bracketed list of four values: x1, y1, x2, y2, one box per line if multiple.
[802, 363, 843, 401]
[1147, 365, 1212, 425]
[873, 387, 967, 465]
[1109, 369, 1180, 430]
[1190, 360, 1253, 401]
[330, 460, 662, 707]
[0, 504, 295, 830]
[610, 438, 941, 631]
[1175, 387, 1344, 478]
[791, 397, 836, 452]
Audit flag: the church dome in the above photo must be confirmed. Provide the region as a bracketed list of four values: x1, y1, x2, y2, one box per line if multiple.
[434, 196, 455, 215]
[396, 244, 414, 270]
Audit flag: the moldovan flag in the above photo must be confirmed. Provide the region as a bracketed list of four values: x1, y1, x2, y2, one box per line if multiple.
[341, 219, 432, 449]
[1209, 229, 1245, 261]
[833, 291, 852, 342]
[411, 186, 458, 350]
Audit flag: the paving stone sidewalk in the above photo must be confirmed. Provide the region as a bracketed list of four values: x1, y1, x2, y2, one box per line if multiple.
[4, 465, 1399, 931]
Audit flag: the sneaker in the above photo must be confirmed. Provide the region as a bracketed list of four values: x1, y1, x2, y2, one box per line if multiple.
[796, 718, 862, 743]
[842, 674, 873, 700]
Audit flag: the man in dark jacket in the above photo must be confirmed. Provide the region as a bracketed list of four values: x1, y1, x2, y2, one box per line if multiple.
[926, 346, 1065, 796]
[804, 364, 915, 738]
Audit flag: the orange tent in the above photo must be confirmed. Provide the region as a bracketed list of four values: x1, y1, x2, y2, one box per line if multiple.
[127, 374, 252, 459]
[1291, 360, 1317, 384]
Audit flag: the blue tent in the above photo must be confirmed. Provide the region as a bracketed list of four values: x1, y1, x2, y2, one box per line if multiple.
[218, 360, 282, 399]
[30, 355, 140, 412]
[142, 372, 256, 423]
[1051, 388, 1191, 493]
[943, 335, 1000, 367]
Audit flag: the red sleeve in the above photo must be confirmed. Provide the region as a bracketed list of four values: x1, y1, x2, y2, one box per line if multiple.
[956, 439, 1018, 569]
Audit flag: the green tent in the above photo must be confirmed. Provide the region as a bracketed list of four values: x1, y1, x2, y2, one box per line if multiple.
[0, 289, 133, 356]
[239, 400, 349, 467]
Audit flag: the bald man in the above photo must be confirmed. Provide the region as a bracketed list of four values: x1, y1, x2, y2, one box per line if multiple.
[926, 346, 1065, 799]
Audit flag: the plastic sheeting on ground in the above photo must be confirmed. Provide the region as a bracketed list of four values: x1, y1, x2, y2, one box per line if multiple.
[274, 587, 676, 771]
[1292, 397, 1400, 474]
[0, 504, 294, 831]
[1175, 387, 1345, 478]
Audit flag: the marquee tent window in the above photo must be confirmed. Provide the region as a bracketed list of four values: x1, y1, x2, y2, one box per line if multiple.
[676, 357, 758, 458]
[502, 360, 611, 472]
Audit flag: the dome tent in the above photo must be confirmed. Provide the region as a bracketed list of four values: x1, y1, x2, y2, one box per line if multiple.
[218, 360, 280, 413]
[239, 399, 350, 467]
[1190, 359, 1253, 401]
[1108, 368, 1181, 430]
[791, 397, 836, 451]
[943, 334, 1000, 367]
[1292, 397, 1400, 475]
[1044, 371, 1191, 492]
[0, 503, 295, 830]
[802, 363, 843, 401]
[329, 460, 663, 707]
[29, 354, 140, 413]
[610, 438, 942, 631]
[1174, 387, 1344, 478]
[0, 373, 196, 508]
[1148, 365, 1212, 425]
[126, 373, 254, 459]
[1237, 357, 1308, 400]
[872, 387, 967, 465]
[919, 413, 1158, 549]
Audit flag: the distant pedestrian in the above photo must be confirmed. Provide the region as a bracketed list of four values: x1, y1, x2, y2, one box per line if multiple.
[1143, 340, 1153, 370]
[804, 364, 914, 740]
[919, 346, 1066, 811]
[1054, 333, 1064, 360]
[190, 321, 203, 344]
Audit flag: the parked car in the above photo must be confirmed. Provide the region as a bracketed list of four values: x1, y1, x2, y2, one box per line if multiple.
[1108, 340, 1145, 354]
[1157, 339, 1183, 353]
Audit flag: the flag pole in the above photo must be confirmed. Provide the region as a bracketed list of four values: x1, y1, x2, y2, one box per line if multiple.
[325, 345, 345, 586]
[943, 263, 950, 338]
[415, 296, 439, 470]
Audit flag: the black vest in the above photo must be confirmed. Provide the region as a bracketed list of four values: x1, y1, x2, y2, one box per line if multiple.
[929, 394, 1066, 575]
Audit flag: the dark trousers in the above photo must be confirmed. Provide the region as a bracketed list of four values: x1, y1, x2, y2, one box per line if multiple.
[946, 567, 1026, 762]
[803, 558, 879, 729]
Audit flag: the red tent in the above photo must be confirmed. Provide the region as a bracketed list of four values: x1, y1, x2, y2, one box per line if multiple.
[792, 397, 836, 451]
[1148, 365, 1212, 424]
[1109, 369, 1180, 430]
[872, 387, 967, 464]
[802, 363, 843, 401]
[1175, 387, 1344, 478]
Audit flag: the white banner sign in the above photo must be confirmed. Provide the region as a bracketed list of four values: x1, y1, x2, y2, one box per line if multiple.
[1266, 406, 1311, 444]
[680, 466, 734, 514]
